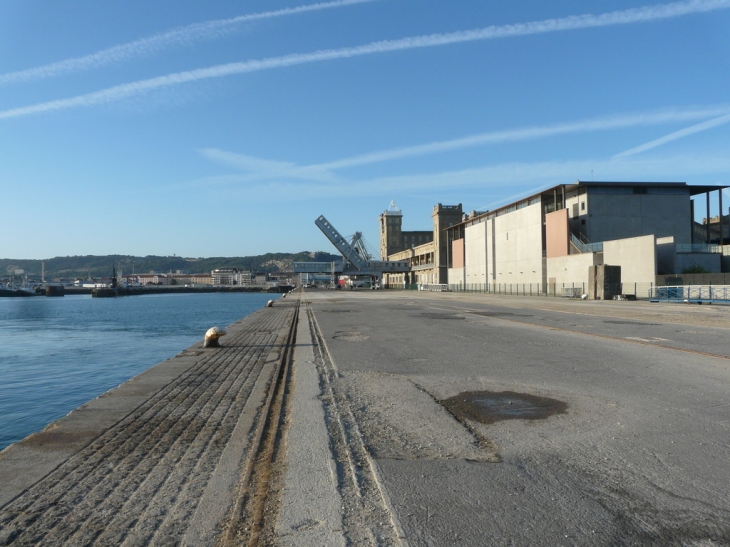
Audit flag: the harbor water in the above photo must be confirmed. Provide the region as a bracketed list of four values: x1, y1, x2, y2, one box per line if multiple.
[0, 292, 275, 451]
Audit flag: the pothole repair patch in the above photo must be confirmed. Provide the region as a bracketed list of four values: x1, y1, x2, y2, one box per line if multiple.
[604, 320, 659, 326]
[441, 390, 568, 425]
[333, 331, 370, 341]
[420, 313, 465, 320]
[336, 371, 498, 461]
[469, 311, 533, 317]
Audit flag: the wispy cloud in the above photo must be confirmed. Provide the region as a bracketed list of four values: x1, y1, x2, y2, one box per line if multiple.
[368, 153, 730, 195]
[198, 152, 730, 203]
[198, 148, 338, 183]
[0, 0, 376, 86]
[2, 0, 729, 120]
[197, 104, 730, 182]
[614, 112, 730, 157]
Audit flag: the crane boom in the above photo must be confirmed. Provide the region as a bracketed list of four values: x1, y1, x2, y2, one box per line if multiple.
[350, 231, 372, 261]
[308, 215, 410, 278]
[315, 215, 368, 271]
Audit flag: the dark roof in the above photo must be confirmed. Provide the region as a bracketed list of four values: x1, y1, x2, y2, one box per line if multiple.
[572, 180, 685, 187]
[687, 185, 728, 197]
[571, 180, 726, 196]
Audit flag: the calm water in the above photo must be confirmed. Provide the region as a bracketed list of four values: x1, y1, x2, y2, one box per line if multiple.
[0, 292, 275, 451]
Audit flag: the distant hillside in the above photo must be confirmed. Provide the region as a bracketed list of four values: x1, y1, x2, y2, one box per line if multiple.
[0, 252, 341, 281]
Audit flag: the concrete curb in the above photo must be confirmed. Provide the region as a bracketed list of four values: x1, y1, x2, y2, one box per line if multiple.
[275, 305, 346, 547]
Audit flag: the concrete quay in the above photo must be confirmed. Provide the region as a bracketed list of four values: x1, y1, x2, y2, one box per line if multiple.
[2, 290, 730, 545]
[0, 300, 300, 546]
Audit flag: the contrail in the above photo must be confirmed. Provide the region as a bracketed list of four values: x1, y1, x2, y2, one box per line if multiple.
[2, 0, 729, 119]
[309, 106, 730, 170]
[197, 105, 730, 179]
[614, 112, 730, 157]
[0, 0, 376, 86]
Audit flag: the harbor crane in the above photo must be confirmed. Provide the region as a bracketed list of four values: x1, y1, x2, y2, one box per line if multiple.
[315, 215, 369, 271]
[350, 232, 372, 262]
[293, 215, 410, 281]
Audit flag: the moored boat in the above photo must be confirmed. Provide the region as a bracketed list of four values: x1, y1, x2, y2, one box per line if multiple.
[0, 285, 37, 297]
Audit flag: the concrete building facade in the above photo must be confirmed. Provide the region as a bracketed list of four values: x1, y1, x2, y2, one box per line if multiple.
[438, 181, 727, 293]
[565, 183, 693, 246]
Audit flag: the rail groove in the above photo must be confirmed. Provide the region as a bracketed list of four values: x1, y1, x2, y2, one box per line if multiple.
[221, 297, 299, 547]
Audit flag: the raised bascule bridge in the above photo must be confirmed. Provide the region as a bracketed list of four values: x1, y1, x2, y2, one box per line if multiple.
[294, 215, 410, 285]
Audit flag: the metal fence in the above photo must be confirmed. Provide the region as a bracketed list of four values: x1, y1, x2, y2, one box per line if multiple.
[570, 233, 603, 253]
[418, 284, 450, 292]
[384, 282, 658, 299]
[450, 282, 658, 298]
[650, 285, 730, 304]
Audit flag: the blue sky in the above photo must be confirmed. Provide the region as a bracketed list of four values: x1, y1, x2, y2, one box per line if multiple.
[2, 0, 730, 260]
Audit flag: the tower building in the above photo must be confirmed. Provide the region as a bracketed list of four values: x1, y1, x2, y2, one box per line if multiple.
[379, 201, 403, 259]
[432, 203, 464, 283]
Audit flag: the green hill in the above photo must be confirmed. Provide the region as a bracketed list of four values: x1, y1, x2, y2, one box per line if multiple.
[0, 252, 341, 281]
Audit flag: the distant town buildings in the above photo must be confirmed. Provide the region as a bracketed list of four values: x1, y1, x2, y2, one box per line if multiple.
[124, 273, 211, 286]
[4, 260, 297, 289]
[109, 269, 292, 288]
[211, 269, 274, 286]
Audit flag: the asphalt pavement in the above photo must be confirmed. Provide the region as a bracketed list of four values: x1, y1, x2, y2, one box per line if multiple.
[305, 289, 730, 546]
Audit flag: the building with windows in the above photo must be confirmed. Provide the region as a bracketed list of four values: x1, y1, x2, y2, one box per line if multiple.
[380, 202, 463, 285]
[191, 274, 213, 285]
[211, 269, 258, 286]
[234, 270, 253, 286]
[379, 201, 433, 259]
[211, 269, 236, 285]
[698, 212, 730, 244]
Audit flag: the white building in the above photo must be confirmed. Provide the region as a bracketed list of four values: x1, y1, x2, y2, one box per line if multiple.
[234, 270, 253, 286]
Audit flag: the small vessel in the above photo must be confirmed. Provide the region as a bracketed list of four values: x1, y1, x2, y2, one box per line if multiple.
[92, 264, 130, 297]
[0, 285, 36, 297]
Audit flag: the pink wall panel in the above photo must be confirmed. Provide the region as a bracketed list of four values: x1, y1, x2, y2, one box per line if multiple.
[452, 238, 465, 268]
[546, 209, 569, 258]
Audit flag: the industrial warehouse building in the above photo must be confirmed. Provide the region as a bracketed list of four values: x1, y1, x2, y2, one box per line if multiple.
[380, 181, 729, 295]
